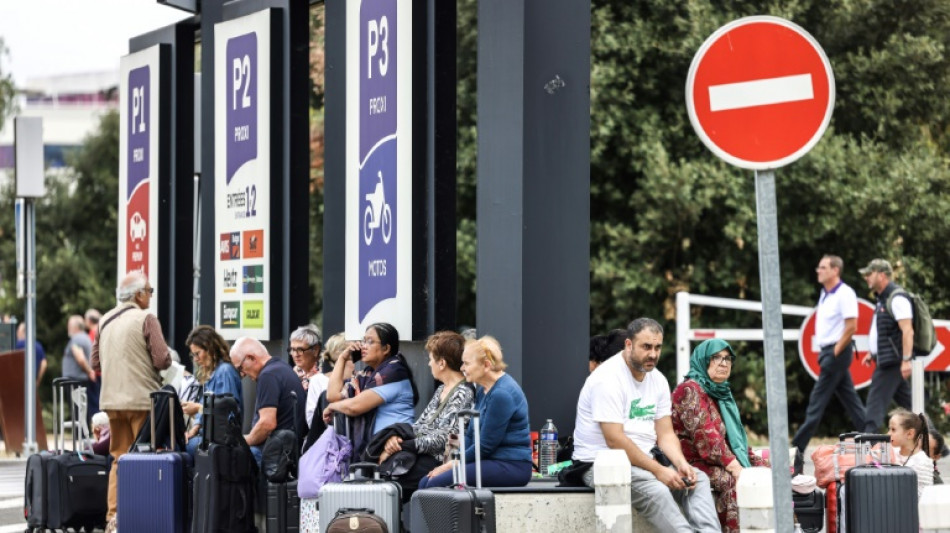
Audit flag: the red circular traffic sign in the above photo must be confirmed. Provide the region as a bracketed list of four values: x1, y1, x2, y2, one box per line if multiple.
[797, 299, 875, 389]
[686, 16, 835, 169]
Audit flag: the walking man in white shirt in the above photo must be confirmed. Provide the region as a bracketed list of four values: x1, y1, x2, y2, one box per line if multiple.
[572, 318, 720, 532]
[792, 255, 866, 474]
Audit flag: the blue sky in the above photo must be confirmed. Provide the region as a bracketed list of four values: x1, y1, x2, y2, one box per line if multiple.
[0, 0, 188, 86]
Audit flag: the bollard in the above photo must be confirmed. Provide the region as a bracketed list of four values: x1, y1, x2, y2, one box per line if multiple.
[593, 449, 633, 533]
[737, 466, 775, 532]
[920, 484, 950, 533]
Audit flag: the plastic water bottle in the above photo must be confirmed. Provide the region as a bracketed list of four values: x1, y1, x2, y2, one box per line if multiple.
[539, 419, 558, 477]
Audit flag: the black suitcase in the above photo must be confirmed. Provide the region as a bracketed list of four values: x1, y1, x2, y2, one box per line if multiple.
[842, 434, 919, 533]
[191, 392, 257, 533]
[409, 408, 496, 533]
[25, 378, 109, 532]
[792, 489, 824, 533]
[265, 480, 300, 533]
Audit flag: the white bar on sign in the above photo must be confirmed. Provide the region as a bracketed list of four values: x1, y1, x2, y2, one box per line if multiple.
[709, 74, 814, 112]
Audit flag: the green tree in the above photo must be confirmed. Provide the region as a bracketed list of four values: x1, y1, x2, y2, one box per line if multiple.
[454, 0, 950, 435]
[0, 111, 119, 398]
[0, 38, 17, 131]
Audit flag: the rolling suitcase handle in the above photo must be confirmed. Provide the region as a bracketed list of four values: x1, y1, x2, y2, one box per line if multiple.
[853, 434, 892, 466]
[149, 389, 179, 452]
[52, 377, 81, 453]
[456, 409, 482, 489]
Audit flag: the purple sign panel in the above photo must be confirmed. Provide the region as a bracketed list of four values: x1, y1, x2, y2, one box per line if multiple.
[358, 0, 398, 321]
[126, 65, 150, 199]
[359, 0, 397, 162]
[358, 140, 397, 320]
[226, 32, 258, 184]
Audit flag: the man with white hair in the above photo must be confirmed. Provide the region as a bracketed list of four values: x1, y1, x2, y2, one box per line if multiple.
[230, 337, 306, 466]
[91, 272, 171, 533]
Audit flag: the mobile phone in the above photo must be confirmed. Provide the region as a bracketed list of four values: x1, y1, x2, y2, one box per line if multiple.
[682, 477, 695, 487]
[350, 346, 362, 363]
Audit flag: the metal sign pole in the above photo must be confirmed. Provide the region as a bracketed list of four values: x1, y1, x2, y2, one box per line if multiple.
[754, 169, 793, 531]
[22, 197, 38, 456]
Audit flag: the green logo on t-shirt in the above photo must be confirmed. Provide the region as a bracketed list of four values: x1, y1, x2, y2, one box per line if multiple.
[628, 398, 656, 421]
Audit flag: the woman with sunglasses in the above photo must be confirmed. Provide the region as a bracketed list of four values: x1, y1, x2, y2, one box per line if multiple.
[418, 335, 532, 489]
[182, 325, 243, 457]
[671, 339, 769, 533]
[323, 322, 418, 457]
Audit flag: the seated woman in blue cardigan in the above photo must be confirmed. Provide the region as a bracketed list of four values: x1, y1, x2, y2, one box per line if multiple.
[419, 335, 532, 488]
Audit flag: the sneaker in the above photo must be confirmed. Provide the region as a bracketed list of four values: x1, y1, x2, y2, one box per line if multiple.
[105, 516, 117, 533]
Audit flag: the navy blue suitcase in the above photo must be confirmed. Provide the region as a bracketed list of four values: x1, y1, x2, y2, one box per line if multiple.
[117, 390, 191, 533]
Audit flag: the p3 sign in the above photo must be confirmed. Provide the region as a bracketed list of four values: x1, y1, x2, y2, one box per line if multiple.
[358, 0, 398, 322]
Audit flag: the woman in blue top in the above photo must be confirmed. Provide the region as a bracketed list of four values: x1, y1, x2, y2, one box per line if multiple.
[323, 322, 418, 457]
[182, 325, 243, 457]
[419, 335, 532, 488]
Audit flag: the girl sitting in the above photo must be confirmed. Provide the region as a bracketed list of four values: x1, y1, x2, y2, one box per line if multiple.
[887, 408, 934, 498]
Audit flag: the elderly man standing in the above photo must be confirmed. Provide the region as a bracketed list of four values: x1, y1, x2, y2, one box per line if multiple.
[91, 272, 171, 533]
[230, 337, 306, 466]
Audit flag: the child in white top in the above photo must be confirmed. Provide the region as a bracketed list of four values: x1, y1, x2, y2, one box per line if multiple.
[887, 408, 934, 499]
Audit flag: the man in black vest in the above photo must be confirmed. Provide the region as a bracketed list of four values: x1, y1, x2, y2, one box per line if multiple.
[859, 259, 914, 433]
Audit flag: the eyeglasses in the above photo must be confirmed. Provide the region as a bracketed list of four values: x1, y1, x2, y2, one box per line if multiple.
[141, 287, 154, 295]
[710, 354, 735, 365]
[234, 354, 253, 375]
[287, 343, 318, 355]
[361, 338, 378, 346]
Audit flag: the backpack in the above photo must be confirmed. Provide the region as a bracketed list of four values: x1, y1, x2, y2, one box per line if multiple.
[885, 289, 937, 356]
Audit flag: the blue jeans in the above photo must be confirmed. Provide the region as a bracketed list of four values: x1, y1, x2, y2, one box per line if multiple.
[417, 458, 532, 489]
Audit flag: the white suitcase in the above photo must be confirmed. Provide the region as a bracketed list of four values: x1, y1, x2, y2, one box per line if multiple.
[318, 462, 402, 533]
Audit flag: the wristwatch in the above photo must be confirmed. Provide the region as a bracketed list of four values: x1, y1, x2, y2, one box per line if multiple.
[902, 354, 913, 362]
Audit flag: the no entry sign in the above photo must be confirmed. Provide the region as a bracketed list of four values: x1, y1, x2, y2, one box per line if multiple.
[686, 16, 835, 169]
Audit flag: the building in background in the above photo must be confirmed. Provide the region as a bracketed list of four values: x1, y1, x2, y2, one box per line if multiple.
[0, 70, 118, 173]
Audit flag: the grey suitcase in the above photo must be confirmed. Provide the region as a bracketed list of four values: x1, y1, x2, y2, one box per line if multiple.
[318, 462, 401, 533]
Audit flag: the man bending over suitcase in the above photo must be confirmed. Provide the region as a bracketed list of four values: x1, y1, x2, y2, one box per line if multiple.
[230, 337, 307, 466]
[572, 318, 720, 532]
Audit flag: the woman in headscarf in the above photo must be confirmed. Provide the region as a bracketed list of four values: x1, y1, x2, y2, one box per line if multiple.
[671, 339, 768, 533]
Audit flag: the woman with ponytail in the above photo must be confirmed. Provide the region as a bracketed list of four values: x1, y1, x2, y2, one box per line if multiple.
[888, 408, 935, 498]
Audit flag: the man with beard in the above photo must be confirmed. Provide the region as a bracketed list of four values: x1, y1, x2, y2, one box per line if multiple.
[572, 317, 719, 532]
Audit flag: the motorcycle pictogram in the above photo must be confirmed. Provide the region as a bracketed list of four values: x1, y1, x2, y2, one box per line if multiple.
[363, 171, 393, 245]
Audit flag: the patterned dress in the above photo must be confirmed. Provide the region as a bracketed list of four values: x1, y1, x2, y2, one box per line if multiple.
[412, 381, 475, 461]
[671, 379, 768, 533]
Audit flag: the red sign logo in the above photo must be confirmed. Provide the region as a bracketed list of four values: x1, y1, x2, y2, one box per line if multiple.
[686, 16, 835, 169]
[798, 300, 876, 389]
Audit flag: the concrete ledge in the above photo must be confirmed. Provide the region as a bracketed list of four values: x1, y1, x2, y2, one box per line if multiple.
[495, 489, 657, 532]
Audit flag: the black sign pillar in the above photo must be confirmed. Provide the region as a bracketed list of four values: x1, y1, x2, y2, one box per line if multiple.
[476, 0, 591, 436]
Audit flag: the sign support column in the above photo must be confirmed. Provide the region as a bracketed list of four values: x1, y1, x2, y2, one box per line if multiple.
[755, 169, 793, 531]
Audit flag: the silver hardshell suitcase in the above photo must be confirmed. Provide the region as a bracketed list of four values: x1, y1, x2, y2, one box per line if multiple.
[318, 462, 401, 533]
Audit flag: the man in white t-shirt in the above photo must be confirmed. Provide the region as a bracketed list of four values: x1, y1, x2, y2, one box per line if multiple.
[792, 255, 866, 474]
[572, 318, 719, 532]
[859, 259, 914, 433]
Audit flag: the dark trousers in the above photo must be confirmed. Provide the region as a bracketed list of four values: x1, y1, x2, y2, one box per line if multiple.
[863, 361, 912, 433]
[792, 343, 865, 452]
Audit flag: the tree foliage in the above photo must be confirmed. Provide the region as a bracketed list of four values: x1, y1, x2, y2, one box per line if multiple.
[454, 0, 950, 435]
[0, 111, 119, 398]
[0, 38, 17, 132]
